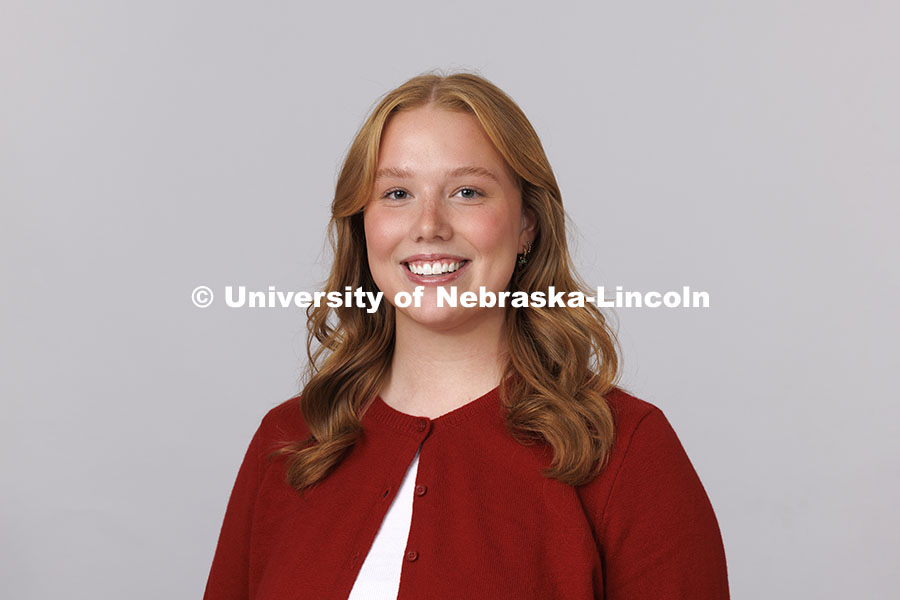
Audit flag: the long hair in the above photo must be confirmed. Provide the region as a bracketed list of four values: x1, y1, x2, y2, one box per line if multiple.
[279, 70, 620, 489]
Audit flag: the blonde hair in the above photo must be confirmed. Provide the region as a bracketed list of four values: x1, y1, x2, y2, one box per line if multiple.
[279, 70, 620, 489]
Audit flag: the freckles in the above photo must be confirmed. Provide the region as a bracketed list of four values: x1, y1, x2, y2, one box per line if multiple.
[365, 210, 407, 258]
[467, 211, 518, 249]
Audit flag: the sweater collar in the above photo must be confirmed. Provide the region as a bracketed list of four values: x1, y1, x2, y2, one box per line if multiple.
[362, 384, 503, 436]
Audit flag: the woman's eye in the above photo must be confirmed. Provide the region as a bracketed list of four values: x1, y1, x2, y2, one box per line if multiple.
[384, 189, 408, 200]
[456, 187, 482, 199]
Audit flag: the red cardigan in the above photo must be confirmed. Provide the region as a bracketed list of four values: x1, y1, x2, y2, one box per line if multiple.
[204, 386, 729, 599]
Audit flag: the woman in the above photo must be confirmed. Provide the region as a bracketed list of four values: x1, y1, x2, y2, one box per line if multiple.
[204, 71, 729, 599]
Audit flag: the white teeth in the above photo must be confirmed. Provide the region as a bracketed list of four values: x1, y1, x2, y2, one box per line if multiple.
[407, 260, 464, 276]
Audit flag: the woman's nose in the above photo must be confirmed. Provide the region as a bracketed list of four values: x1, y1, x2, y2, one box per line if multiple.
[412, 196, 452, 242]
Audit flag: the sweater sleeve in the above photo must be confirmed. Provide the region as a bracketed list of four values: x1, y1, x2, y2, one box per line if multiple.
[203, 418, 267, 600]
[599, 407, 730, 599]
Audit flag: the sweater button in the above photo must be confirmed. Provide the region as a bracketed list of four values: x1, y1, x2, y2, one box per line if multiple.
[414, 484, 427, 496]
[405, 550, 419, 562]
[415, 419, 428, 432]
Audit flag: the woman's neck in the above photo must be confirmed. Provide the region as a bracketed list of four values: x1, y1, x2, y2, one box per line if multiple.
[379, 310, 507, 419]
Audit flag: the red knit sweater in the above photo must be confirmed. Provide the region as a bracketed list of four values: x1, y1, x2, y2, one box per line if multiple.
[204, 387, 729, 599]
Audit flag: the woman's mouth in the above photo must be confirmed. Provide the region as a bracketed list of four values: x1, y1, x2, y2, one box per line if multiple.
[404, 260, 468, 277]
[401, 258, 470, 284]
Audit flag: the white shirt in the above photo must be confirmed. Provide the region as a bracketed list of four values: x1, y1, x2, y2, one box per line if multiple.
[347, 449, 421, 599]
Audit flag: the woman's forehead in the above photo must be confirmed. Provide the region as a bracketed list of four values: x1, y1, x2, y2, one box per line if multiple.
[377, 108, 518, 186]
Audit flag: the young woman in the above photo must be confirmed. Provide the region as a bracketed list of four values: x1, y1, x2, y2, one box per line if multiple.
[204, 71, 730, 599]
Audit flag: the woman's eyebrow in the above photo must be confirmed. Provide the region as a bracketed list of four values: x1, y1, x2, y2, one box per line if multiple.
[374, 166, 500, 184]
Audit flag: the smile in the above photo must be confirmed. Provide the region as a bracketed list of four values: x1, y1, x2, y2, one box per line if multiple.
[404, 260, 468, 276]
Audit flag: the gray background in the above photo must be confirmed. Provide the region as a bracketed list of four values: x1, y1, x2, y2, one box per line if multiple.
[2, 1, 897, 598]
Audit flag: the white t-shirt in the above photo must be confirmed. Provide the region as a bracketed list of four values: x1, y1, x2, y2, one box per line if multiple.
[347, 449, 421, 599]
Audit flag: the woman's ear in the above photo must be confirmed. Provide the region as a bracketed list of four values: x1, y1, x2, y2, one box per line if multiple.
[520, 207, 538, 245]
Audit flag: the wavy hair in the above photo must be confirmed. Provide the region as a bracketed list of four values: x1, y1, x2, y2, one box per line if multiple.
[278, 70, 620, 489]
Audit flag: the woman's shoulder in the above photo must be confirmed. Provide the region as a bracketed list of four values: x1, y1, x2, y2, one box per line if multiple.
[250, 395, 311, 453]
[583, 388, 729, 595]
[603, 386, 664, 435]
[579, 387, 702, 504]
[602, 386, 692, 469]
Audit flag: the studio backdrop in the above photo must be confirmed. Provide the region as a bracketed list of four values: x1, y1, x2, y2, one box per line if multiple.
[1, 1, 897, 598]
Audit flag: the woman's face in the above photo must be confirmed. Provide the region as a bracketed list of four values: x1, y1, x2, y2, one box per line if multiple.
[364, 105, 536, 332]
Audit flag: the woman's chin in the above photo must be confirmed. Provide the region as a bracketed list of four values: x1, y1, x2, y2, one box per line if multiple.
[395, 305, 500, 334]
